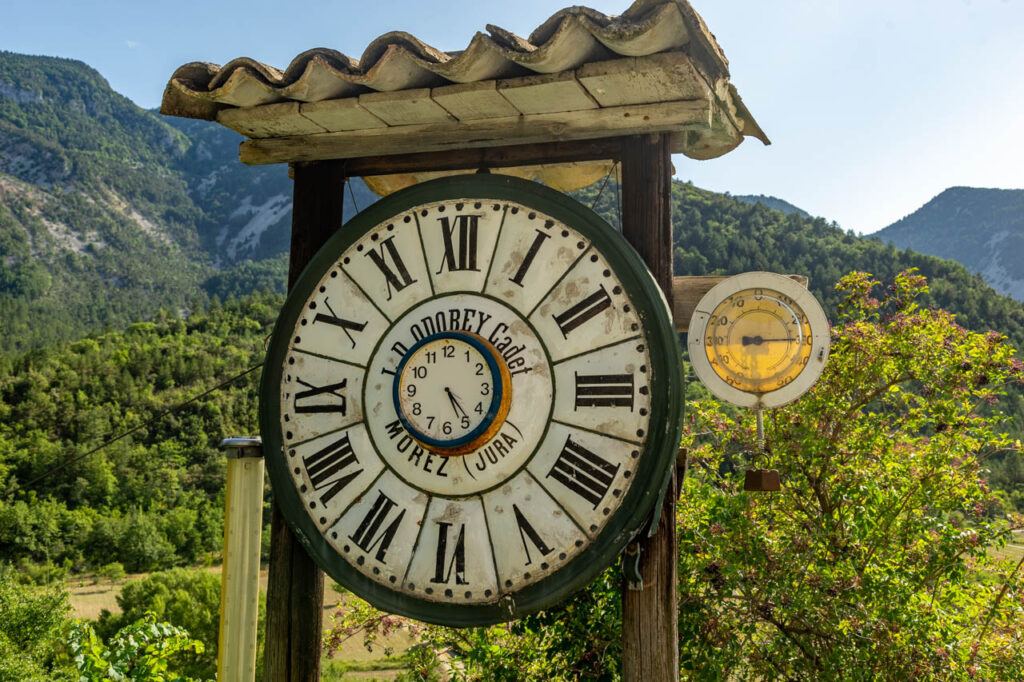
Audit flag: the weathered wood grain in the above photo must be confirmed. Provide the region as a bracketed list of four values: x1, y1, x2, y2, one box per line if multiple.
[620, 133, 678, 682]
[432, 80, 520, 120]
[265, 160, 346, 682]
[301, 98, 389, 132]
[358, 88, 456, 126]
[218, 101, 328, 138]
[496, 70, 599, 114]
[240, 99, 711, 165]
[577, 52, 710, 108]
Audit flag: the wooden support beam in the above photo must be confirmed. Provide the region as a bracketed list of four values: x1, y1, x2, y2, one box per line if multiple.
[620, 133, 679, 682]
[264, 160, 347, 682]
[671, 274, 808, 331]
[336, 137, 624, 177]
[239, 99, 710, 165]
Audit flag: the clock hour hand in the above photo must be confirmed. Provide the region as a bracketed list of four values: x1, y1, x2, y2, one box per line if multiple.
[445, 387, 468, 419]
[741, 335, 796, 346]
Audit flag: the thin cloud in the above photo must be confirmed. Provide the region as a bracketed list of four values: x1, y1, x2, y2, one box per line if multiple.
[125, 40, 140, 49]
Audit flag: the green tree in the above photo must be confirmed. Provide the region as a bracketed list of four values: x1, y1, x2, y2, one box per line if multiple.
[0, 568, 75, 681]
[69, 612, 206, 682]
[328, 272, 1024, 680]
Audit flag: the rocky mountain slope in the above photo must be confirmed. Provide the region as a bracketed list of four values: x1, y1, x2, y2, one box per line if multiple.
[0, 51, 380, 351]
[875, 187, 1024, 300]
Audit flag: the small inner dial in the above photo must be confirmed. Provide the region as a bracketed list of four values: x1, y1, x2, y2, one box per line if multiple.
[394, 332, 510, 455]
[706, 288, 813, 393]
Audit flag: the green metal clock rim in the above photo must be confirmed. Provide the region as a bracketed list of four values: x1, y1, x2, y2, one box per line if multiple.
[259, 173, 684, 627]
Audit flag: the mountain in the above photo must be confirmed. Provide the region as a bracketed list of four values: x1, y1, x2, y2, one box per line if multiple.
[733, 193, 810, 218]
[0, 51, 379, 352]
[874, 187, 1024, 300]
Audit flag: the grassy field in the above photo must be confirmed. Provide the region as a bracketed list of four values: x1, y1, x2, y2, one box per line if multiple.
[66, 567, 417, 679]
[989, 530, 1024, 561]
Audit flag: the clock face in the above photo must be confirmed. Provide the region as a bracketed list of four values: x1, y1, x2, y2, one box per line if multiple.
[393, 332, 511, 455]
[688, 272, 830, 409]
[260, 175, 682, 625]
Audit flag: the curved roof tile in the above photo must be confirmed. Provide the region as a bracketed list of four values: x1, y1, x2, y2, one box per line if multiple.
[161, 0, 767, 170]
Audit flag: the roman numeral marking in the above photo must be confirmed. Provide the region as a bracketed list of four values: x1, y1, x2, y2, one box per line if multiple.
[365, 236, 417, 300]
[436, 214, 480, 273]
[302, 434, 362, 507]
[552, 285, 612, 337]
[294, 378, 347, 414]
[313, 298, 366, 349]
[430, 521, 468, 585]
[547, 436, 620, 509]
[508, 230, 551, 287]
[574, 373, 634, 410]
[349, 492, 406, 563]
[513, 504, 553, 566]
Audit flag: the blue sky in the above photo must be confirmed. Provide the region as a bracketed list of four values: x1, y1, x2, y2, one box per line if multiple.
[2, 0, 1022, 234]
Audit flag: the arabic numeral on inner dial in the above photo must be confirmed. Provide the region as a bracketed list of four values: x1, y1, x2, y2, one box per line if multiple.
[475, 363, 483, 376]
[443, 345, 455, 358]
[413, 366, 427, 379]
[406, 384, 416, 397]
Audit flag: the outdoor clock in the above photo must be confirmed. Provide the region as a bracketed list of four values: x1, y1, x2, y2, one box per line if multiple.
[687, 272, 830, 409]
[259, 174, 683, 626]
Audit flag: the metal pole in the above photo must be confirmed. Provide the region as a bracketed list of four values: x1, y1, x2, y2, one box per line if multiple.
[218, 437, 264, 682]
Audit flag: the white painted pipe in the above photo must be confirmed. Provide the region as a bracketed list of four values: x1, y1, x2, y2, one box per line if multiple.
[218, 437, 264, 682]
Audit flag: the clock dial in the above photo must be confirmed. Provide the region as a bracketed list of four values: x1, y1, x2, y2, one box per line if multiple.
[260, 175, 683, 625]
[706, 288, 813, 393]
[688, 272, 830, 409]
[394, 332, 510, 454]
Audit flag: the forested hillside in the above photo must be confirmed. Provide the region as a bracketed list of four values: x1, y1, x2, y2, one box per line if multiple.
[0, 295, 277, 573]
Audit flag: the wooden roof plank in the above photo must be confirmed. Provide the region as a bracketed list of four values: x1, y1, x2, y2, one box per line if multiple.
[358, 88, 456, 126]
[432, 81, 520, 120]
[577, 52, 710, 107]
[217, 101, 328, 138]
[240, 99, 712, 165]
[300, 98, 388, 132]
[497, 71, 598, 115]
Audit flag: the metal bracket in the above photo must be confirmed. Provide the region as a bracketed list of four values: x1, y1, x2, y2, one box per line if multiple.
[624, 542, 643, 591]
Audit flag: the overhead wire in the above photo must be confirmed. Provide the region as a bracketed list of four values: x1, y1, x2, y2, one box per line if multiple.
[4, 362, 264, 500]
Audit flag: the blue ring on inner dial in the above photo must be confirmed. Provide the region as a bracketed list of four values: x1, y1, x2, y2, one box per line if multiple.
[392, 331, 505, 450]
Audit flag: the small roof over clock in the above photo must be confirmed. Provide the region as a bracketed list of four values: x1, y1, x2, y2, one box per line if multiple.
[159, 0, 767, 194]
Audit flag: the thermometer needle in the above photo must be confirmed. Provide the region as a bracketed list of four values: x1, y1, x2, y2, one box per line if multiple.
[741, 335, 795, 346]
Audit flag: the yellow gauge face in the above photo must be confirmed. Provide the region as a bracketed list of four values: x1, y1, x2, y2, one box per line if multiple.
[704, 287, 814, 394]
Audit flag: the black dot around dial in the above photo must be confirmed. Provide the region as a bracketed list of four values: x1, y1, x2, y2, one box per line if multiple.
[319, 517, 326, 524]
[559, 552, 567, 560]
[373, 567, 380, 575]
[505, 579, 513, 587]
[456, 203, 464, 210]
[425, 587, 433, 594]
[485, 589, 492, 597]
[528, 212, 535, 220]
[474, 202, 482, 209]
[438, 205, 445, 212]
[357, 556, 365, 565]
[371, 233, 378, 241]
[444, 589, 453, 597]
[343, 544, 349, 552]
[389, 576, 396, 583]
[464, 591, 472, 598]
[510, 207, 518, 214]
[544, 220, 554, 228]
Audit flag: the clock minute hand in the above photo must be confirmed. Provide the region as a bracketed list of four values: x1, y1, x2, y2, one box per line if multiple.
[445, 387, 468, 418]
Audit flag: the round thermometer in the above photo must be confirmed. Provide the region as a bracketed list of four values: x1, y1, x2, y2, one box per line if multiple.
[688, 272, 830, 408]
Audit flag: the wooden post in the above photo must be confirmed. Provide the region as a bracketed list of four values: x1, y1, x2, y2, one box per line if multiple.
[264, 160, 347, 682]
[620, 133, 679, 681]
